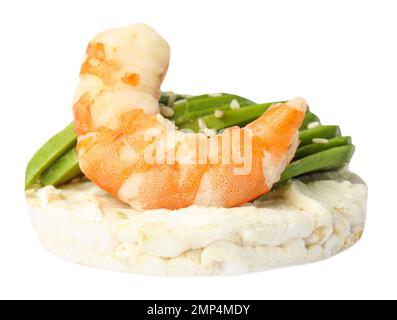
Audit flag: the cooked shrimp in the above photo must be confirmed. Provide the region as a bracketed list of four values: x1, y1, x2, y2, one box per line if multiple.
[73, 23, 307, 210]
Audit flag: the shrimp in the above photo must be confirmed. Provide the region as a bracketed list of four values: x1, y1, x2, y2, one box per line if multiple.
[73, 23, 307, 210]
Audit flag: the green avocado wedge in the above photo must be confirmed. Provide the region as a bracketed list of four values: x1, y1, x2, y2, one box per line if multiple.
[171, 93, 254, 120]
[179, 102, 277, 132]
[40, 148, 82, 187]
[300, 112, 320, 131]
[299, 125, 341, 146]
[25, 122, 77, 189]
[294, 136, 352, 160]
[279, 145, 355, 184]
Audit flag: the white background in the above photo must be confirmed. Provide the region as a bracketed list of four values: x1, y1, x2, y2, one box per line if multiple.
[0, 0, 396, 300]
